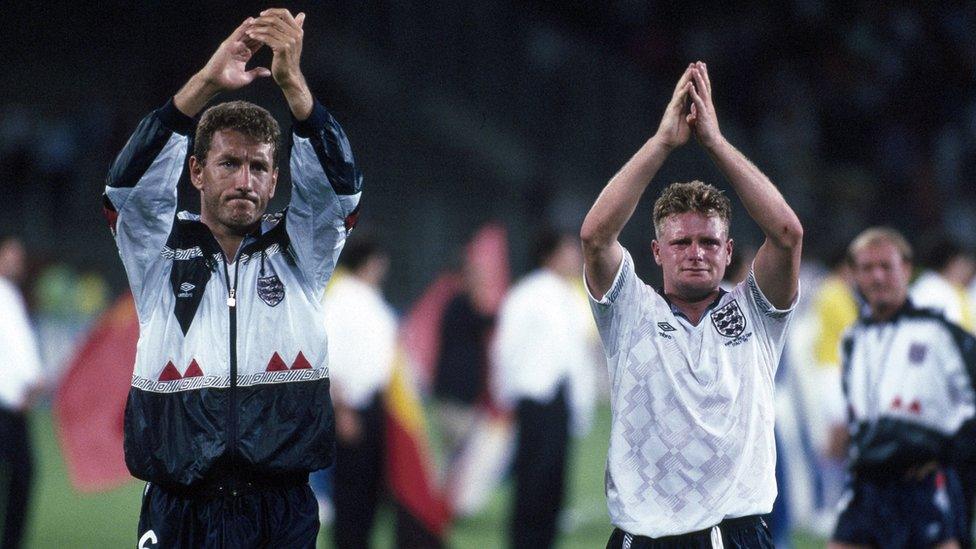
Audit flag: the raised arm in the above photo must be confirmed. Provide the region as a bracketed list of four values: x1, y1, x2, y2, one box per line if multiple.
[246, 9, 312, 120]
[687, 62, 803, 308]
[580, 66, 695, 297]
[248, 9, 362, 291]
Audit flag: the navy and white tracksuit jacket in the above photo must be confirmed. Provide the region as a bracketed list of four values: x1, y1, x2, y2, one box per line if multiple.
[841, 301, 976, 476]
[834, 301, 976, 546]
[104, 98, 361, 489]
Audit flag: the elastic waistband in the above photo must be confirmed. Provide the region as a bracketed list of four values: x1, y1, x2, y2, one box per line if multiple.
[615, 515, 765, 545]
[157, 470, 308, 500]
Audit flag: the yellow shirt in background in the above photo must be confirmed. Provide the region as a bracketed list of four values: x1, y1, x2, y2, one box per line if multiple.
[813, 275, 858, 366]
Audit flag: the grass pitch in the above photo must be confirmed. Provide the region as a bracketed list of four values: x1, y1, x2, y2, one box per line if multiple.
[22, 406, 824, 547]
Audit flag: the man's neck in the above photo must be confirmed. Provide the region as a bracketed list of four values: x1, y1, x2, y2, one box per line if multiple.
[203, 220, 253, 262]
[664, 288, 721, 326]
[869, 301, 904, 323]
[216, 236, 244, 262]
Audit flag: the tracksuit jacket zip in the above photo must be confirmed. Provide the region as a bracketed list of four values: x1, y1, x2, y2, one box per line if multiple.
[225, 258, 240, 460]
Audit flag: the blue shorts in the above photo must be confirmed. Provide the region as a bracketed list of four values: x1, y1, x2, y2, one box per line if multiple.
[832, 468, 967, 548]
[136, 476, 318, 549]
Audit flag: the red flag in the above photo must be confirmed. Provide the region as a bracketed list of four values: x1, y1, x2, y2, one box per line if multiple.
[54, 292, 138, 492]
[385, 351, 451, 542]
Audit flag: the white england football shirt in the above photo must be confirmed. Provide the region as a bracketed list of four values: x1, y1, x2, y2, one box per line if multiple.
[587, 247, 796, 537]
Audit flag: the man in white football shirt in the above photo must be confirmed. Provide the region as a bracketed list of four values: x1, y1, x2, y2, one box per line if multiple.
[580, 61, 802, 547]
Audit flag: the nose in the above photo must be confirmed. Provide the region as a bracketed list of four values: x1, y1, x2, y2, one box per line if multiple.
[688, 242, 704, 260]
[234, 165, 253, 192]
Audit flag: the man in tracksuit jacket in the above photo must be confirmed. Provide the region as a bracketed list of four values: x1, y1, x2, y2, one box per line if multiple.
[103, 10, 361, 548]
[830, 228, 976, 549]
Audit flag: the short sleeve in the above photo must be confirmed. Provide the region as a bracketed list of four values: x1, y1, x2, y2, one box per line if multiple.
[585, 247, 643, 357]
[742, 266, 799, 353]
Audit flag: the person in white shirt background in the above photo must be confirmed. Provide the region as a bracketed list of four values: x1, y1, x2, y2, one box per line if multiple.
[0, 234, 44, 549]
[491, 228, 598, 549]
[321, 235, 399, 549]
[910, 234, 976, 332]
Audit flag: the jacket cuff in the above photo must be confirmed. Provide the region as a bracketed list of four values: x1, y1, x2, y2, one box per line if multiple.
[157, 98, 197, 136]
[292, 100, 329, 138]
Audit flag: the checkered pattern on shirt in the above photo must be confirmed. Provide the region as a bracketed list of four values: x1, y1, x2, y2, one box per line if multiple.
[588, 248, 795, 538]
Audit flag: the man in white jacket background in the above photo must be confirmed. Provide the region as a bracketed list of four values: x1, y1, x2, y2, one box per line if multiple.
[492, 229, 599, 549]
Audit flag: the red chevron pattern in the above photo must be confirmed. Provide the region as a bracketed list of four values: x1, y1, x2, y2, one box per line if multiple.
[158, 359, 204, 381]
[265, 351, 312, 372]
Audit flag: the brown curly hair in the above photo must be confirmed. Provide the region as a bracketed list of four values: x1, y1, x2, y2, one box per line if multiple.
[652, 180, 732, 238]
[194, 101, 281, 167]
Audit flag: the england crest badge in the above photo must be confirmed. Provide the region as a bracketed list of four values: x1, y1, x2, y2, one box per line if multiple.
[711, 299, 746, 338]
[257, 275, 285, 307]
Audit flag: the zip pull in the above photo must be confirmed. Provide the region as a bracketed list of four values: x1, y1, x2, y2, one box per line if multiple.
[228, 288, 237, 308]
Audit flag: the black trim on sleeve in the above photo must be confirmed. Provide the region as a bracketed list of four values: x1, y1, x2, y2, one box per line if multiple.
[943, 319, 976, 463]
[106, 100, 191, 190]
[156, 98, 197, 136]
[840, 331, 855, 426]
[290, 100, 363, 196]
[292, 100, 329, 138]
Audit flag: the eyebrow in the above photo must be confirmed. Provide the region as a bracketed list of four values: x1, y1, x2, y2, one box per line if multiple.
[214, 153, 271, 165]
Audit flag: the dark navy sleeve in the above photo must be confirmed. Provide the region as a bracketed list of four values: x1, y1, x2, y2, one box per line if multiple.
[946, 322, 976, 463]
[104, 99, 193, 310]
[286, 100, 362, 294]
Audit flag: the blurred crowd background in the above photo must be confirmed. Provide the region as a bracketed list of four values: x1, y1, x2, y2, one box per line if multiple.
[2, 1, 976, 547]
[5, 2, 976, 304]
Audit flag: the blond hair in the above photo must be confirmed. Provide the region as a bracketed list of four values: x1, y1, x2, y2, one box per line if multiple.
[848, 226, 913, 264]
[653, 181, 732, 237]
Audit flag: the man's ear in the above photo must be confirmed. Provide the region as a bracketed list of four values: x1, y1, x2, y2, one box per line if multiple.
[652, 240, 662, 266]
[269, 167, 278, 199]
[189, 156, 205, 191]
[726, 238, 734, 265]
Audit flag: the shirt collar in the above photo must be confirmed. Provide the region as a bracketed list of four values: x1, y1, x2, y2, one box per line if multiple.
[658, 287, 728, 321]
[860, 297, 919, 325]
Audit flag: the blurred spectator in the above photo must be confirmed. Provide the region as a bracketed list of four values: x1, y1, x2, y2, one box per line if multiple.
[911, 234, 976, 331]
[491, 229, 596, 549]
[813, 249, 860, 458]
[432, 262, 494, 470]
[805, 248, 860, 532]
[0, 234, 43, 549]
[32, 264, 110, 379]
[322, 236, 398, 549]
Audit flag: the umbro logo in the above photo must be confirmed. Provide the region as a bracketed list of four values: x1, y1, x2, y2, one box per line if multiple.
[657, 322, 676, 332]
[178, 282, 195, 298]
